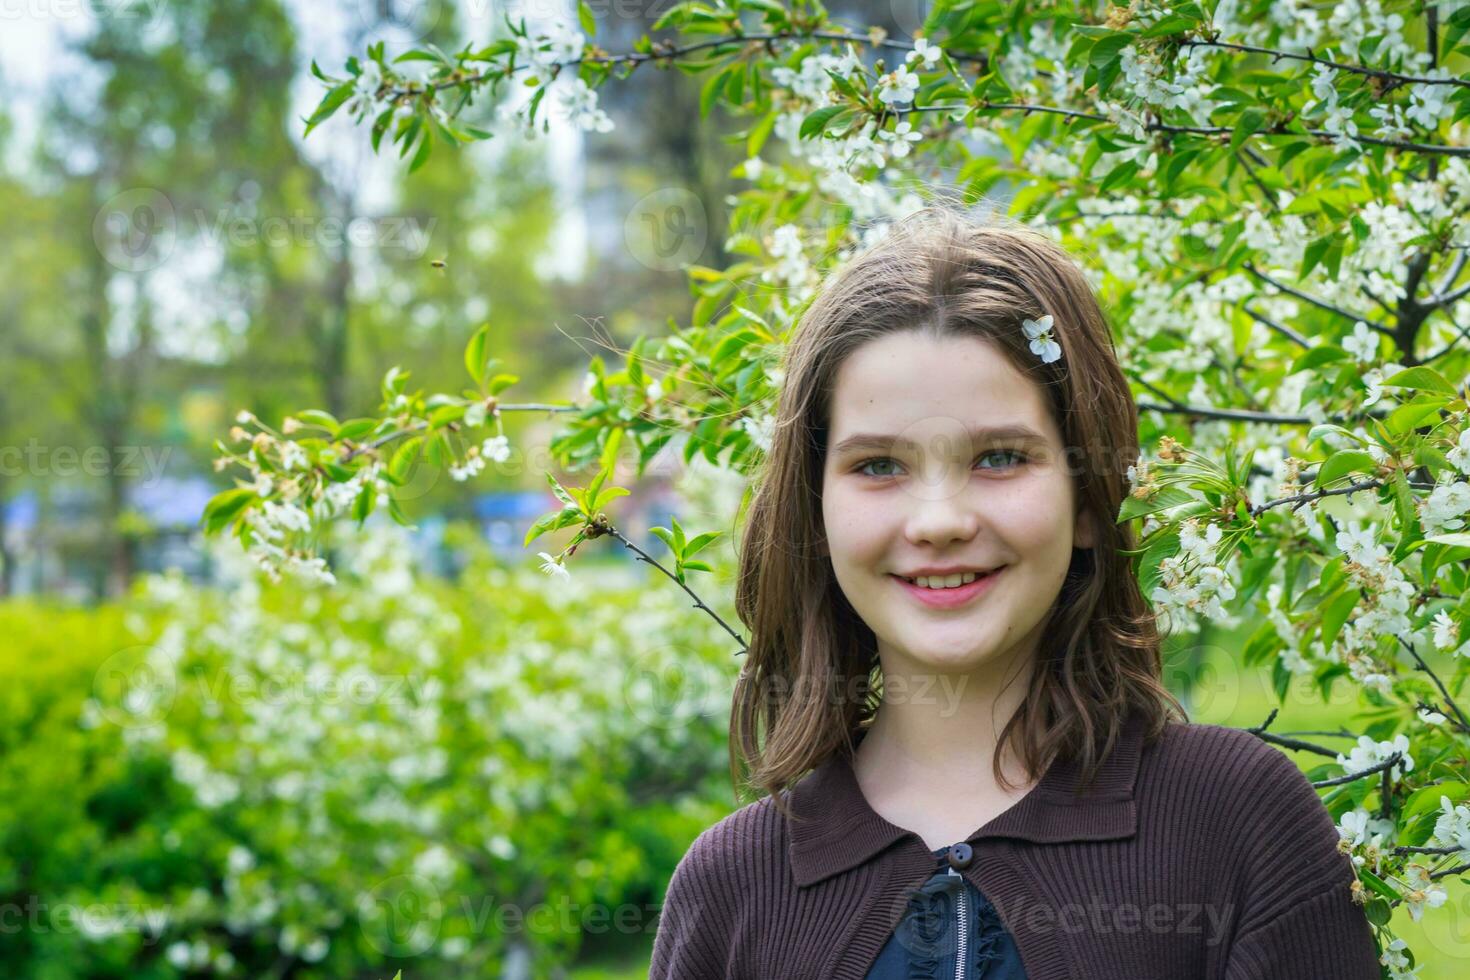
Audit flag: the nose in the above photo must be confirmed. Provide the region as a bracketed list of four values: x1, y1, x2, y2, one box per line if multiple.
[903, 483, 981, 548]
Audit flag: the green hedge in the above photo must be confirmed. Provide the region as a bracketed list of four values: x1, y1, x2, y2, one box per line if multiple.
[0, 529, 737, 977]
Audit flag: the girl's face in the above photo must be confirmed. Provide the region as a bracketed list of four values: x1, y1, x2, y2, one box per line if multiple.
[820, 330, 1095, 678]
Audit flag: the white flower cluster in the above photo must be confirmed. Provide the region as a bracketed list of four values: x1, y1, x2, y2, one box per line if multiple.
[1397, 862, 1450, 923]
[1336, 806, 1394, 868]
[514, 18, 584, 79]
[1433, 795, 1470, 864]
[244, 500, 337, 586]
[1302, 63, 1361, 153]
[757, 222, 820, 306]
[498, 20, 613, 135]
[1118, 42, 1216, 121]
[1417, 477, 1470, 536]
[1149, 517, 1240, 630]
[450, 433, 513, 482]
[761, 44, 937, 219]
[1326, 0, 1429, 72]
[1335, 732, 1414, 777]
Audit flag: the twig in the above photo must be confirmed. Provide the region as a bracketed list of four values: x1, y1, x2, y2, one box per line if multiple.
[1242, 263, 1395, 333]
[1243, 710, 1343, 758]
[1176, 39, 1470, 91]
[1420, 320, 1470, 363]
[1313, 754, 1404, 788]
[1429, 863, 1470, 881]
[1241, 304, 1312, 348]
[592, 517, 749, 656]
[1395, 635, 1470, 734]
[1248, 477, 1386, 517]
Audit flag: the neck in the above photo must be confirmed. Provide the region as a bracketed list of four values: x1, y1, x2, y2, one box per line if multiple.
[854, 640, 1038, 788]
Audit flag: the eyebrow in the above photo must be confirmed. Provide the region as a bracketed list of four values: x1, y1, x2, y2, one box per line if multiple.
[830, 424, 1049, 457]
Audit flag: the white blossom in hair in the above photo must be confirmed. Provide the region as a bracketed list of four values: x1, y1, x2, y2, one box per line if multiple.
[1022, 314, 1061, 363]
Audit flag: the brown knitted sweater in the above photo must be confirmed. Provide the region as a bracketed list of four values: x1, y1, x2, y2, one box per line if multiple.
[649, 710, 1382, 979]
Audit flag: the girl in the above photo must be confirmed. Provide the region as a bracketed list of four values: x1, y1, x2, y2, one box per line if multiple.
[649, 205, 1381, 979]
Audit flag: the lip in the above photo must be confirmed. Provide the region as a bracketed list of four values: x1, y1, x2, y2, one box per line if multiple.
[890, 567, 1005, 609]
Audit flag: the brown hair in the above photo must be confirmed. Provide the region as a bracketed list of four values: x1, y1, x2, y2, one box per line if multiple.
[730, 202, 1186, 818]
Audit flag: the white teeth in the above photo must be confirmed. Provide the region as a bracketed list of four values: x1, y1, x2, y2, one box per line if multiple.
[903, 571, 983, 590]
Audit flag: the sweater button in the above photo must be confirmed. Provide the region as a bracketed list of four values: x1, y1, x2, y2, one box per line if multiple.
[947, 842, 973, 870]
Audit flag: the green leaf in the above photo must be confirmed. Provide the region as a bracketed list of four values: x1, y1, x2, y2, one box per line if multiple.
[799, 104, 849, 140]
[1358, 868, 1400, 904]
[352, 482, 376, 524]
[465, 323, 490, 386]
[304, 82, 355, 137]
[1425, 531, 1470, 548]
[546, 471, 577, 509]
[1381, 366, 1456, 396]
[202, 488, 258, 534]
[408, 128, 434, 172]
[524, 505, 583, 546]
[747, 109, 778, 157]
[1231, 106, 1266, 154]
[1088, 33, 1132, 68]
[700, 66, 731, 118]
[294, 409, 341, 434]
[1318, 586, 1361, 652]
[390, 436, 424, 484]
[1386, 396, 1450, 436]
[337, 418, 379, 442]
[1098, 158, 1140, 193]
[578, 0, 596, 36]
[1118, 486, 1196, 523]
[1289, 345, 1349, 375]
[1399, 781, 1470, 846]
[1314, 450, 1379, 489]
[1299, 234, 1332, 280]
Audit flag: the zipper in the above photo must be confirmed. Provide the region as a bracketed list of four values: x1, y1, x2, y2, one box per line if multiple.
[947, 863, 968, 980]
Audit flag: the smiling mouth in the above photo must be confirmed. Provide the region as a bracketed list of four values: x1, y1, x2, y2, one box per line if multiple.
[892, 569, 999, 590]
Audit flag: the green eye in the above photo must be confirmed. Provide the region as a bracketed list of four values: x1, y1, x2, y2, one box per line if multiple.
[856, 457, 900, 477]
[978, 449, 1027, 469]
[855, 451, 1027, 478]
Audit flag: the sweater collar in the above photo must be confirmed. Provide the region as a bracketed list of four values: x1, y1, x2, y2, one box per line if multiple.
[787, 710, 1147, 888]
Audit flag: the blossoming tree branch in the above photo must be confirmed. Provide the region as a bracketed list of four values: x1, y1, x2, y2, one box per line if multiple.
[201, 0, 1470, 970]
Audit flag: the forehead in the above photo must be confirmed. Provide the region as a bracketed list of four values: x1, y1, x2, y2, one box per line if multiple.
[826, 331, 1060, 449]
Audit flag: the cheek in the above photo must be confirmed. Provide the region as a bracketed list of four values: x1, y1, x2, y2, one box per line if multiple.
[992, 477, 1076, 551]
[822, 484, 889, 562]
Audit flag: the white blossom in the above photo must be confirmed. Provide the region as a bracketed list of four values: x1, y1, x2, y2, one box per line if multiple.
[1343, 321, 1378, 363]
[1022, 314, 1061, 363]
[1336, 733, 1413, 777]
[556, 78, 613, 133]
[1445, 428, 1470, 475]
[1418, 479, 1470, 535]
[481, 435, 511, 463]
[1431, 609, 1460, 651]
[906, 38, 942, 69]
[1432, 795, 1470, 864]
[538, 552, 571, 583]
[1399, 863, 1449, 922]
[877, 64, 920, 106]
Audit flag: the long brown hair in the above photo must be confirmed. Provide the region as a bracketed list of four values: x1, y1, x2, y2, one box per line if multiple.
[730, 203, 1186, 818]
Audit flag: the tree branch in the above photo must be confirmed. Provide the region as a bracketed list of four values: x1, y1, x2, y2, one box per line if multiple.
[1243, 262, 1395, 333]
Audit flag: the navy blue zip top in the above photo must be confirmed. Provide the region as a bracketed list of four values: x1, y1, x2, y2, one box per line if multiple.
[863, 843, 1028, 980]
